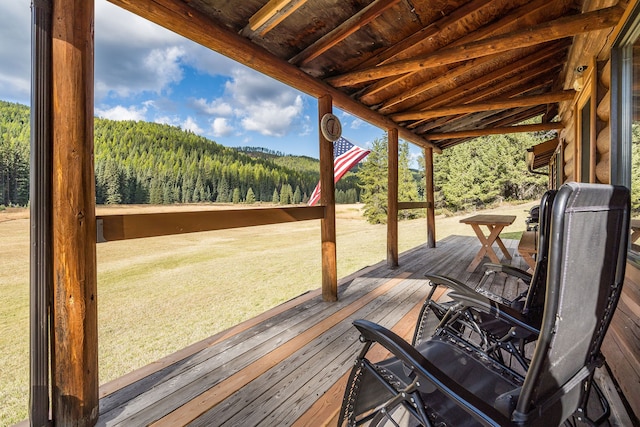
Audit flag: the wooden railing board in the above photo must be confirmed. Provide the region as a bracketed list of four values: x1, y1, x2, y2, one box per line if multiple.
[97, 206, 324, 242]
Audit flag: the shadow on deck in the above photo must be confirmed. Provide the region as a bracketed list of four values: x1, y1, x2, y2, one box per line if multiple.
[94, 235, 628, 426]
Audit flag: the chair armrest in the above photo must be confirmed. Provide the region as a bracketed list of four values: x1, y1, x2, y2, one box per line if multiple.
[447, 292, 540, 335]
[424, 273, 478, 298]
[353, 319, 512, 427]
[483, 263, 532, 283]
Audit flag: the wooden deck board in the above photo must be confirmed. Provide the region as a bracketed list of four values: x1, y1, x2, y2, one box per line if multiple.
[95, 235, 630, 427]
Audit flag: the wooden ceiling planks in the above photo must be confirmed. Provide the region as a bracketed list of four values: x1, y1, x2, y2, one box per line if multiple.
[110, 0, 627, 151]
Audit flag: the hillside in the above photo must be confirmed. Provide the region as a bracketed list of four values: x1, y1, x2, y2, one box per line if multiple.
[1, 100, 549, 211]
[0, 100, 364, 206]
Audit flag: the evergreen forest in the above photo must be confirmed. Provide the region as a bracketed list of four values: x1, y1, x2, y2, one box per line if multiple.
[1, 100, 568, 217]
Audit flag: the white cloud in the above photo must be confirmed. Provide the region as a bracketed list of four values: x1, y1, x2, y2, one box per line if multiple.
[95, 104, 148, 121]
[350, 118, 365, 129]
[190, 98, 233, 116]
[182, 116, 203, 134]
[96, 1, 184, 46]
[0, 1, 31, 104]
[154, 115, 181, 126]
[94, 1, 188, 100]
[181, 44, 242, 77]
[225, 69, 305, 137]
[211, 118, 234, 137]
[241, 96, 304, 137]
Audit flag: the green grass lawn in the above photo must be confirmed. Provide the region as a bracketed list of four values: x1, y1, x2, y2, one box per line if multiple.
[0, 201, 535, 425]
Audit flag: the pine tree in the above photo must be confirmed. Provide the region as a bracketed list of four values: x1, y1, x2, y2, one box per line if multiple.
[232, 187, 241, 203]
[245, 187, 256, 204]
[293, 185, 302, 204]
[398, 142, 421, 220]
[357, 136, 389, 224]
[104, 160, 122, 205]
[272, 188, 279, 203]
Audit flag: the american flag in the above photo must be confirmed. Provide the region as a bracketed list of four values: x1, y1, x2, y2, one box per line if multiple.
[307, 137, 370, 206]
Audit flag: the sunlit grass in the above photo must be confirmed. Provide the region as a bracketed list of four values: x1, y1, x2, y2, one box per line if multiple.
[0, 201, 534, 424]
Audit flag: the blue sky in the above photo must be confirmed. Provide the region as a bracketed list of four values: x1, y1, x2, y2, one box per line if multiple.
[0, 1, 420, 162]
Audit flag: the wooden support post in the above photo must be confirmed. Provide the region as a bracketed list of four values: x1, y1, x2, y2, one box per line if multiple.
[319, 95, 338, 301]
[387, 129, 399, 267]
[51, 0, 98, 425]
[425, 148, 436, 248]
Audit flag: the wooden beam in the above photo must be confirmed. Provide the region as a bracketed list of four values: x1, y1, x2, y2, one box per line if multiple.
[354, 0, 488, 72]
[51, 0, 98, 425]
[425, 122, 564, 140]
[413, 82, 553, 134]
[97, 207, 325, 241]
[393, 90, 575, 122]
[398, 201, 431, 210]
[425, 148, 436, 248]
[107, 0, 441, 153]
[243, 0, 308, 37]
[289, 0, 402, 66]
[326, 5, 624, 87]
[319, 95, 337, 302]
[387, 128, 398, 268]
[377, 53, 502, 113]
[384, 41, 567, 115]
[361, 0, 552, 102]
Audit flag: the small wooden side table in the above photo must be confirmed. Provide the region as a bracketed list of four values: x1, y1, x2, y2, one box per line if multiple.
[460, 214, 516, 272]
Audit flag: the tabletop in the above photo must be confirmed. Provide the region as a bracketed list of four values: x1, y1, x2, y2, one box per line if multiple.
[460, 214, 516, 226]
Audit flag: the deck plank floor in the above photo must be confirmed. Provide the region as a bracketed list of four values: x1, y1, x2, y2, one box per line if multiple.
[95, 235, 627, 426]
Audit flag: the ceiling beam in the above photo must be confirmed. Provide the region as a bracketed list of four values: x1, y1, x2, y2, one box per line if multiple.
[106, 0, 441, 153]
[425, 122, 564, 140]
[359, 0, 552, 101]
[326, 5, 623, 87]
[393, 90, 575, 122]
[288, 0, 402, 66]
[243, 0, 309, 37]
[355, 0, 491, 98]
[382, 41, 567, 114]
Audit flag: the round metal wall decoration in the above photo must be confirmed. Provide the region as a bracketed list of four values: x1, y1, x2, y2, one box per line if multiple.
[320, 113, 342, 142]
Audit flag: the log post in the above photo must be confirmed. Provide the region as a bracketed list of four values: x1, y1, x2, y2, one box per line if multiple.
[387, 129, 399, 267]
[425, 148, 436, 248]
[51, 0, 98, 425]
[319, 95, 338, 301]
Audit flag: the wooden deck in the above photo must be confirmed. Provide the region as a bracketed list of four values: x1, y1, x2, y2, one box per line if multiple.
[94, 235, 631, 427]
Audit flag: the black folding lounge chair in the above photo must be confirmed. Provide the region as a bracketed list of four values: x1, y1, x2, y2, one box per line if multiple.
[412, 190, 557, 360]
[339, 183, 629, 427]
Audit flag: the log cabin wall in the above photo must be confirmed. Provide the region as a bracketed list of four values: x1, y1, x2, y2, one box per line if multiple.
[556, 1, 639, 419]
[596, 59, 612, 183]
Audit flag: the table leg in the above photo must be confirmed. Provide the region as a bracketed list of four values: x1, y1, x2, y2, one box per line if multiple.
[494, 234, 512, 260]
[467, 224, 502, 272]
[466, 224, 514, 272]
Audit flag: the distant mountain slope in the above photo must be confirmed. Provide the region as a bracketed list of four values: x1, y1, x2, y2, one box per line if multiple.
[0, 100, 364, 206]
[93, 118, 322, 204]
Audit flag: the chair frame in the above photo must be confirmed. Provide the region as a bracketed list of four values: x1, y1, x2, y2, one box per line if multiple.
[339, 183, 629, 427]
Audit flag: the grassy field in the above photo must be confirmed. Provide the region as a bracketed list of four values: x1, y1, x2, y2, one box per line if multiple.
[0, 201, 535, 425]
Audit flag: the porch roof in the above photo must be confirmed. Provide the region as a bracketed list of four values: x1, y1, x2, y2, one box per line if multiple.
[107, 0, 624, 151]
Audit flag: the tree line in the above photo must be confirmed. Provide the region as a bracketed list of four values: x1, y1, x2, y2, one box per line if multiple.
[2, 100, 551, 220]
[0, 100, 363, 207]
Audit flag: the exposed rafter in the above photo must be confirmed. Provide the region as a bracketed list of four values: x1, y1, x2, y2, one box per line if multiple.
[242, 0, 309, 37]
[359, 0, 553, 102]
[326, 5, 623, 87]
[392, 91, 575, 122]
[288, 0, 402, 66]
[425, 122, 563, 140]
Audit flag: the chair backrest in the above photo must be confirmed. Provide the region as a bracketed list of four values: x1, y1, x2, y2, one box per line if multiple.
[515, 183, 629, 425]
[521, 189, 557, 319]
